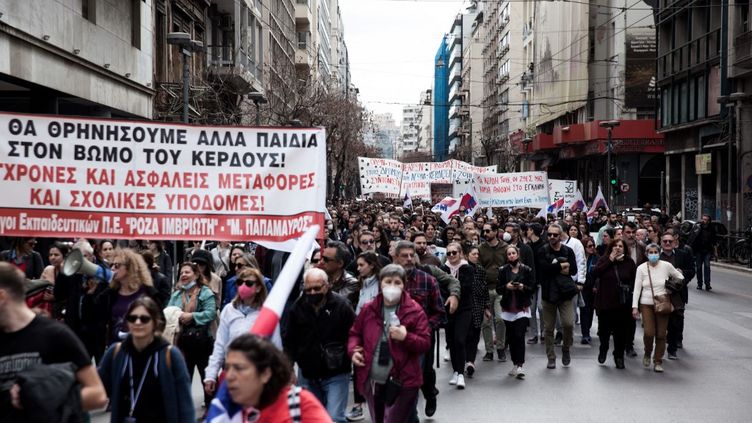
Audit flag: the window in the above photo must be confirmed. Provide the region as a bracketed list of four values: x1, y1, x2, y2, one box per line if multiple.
[82, 0, 96, 23]
[131, 0, 141, 49]
[680, 81, 688, 123]
[662, 86, 671, 126]
[696, 75, 706, 118]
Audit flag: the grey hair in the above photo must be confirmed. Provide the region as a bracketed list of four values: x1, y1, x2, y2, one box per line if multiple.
[325, 240, 351, 265]
[548, 223, 564, 234]
[645, 243, 661, 254]
[394, 240, 416, 256]
[303, 267, 329, 284]
[379, 264, 406, 282]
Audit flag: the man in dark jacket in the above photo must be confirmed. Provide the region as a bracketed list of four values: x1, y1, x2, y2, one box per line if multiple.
[0, 262, 108, 420]
[283, 268, 355, 423]
[661, 233, 696, 360]
[526, 223, 546, 344]
[536, 223, 579, 369]
[692, 214, 716, 290]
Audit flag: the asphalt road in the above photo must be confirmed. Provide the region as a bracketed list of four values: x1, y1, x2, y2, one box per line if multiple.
[92, 265, 752, 423]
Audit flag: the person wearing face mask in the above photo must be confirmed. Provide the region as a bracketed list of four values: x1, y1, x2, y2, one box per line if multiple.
[497, 246, 536, 379]
[592, 239, 636, 369]
[204, 268, 281, 398]
[283, 268, 356, 423]
[348, 264, 431, 423]
[167, 262, 217, 408]
[632, 244, 684, 373]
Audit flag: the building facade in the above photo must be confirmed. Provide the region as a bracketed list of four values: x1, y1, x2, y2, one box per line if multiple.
[434, 37, 450, 160]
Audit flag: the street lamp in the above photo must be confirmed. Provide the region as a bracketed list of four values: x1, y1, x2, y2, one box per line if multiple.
[599, 120, 621, 208]
[521, 137, 532, 171]
[248, 91, 268, 126]
[166, 32, 203, 124]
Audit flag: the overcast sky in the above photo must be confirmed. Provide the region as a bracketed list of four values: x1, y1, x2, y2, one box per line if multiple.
[338, 0, 468, 123]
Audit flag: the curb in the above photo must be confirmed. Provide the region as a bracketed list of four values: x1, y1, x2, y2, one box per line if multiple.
[711, 261, 752, 274]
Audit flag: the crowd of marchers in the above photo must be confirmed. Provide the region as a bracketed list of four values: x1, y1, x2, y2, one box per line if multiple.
[0, 200, 720, 423]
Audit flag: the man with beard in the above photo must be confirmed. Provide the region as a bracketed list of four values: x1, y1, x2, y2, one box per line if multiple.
[478, 223, 509, 362]
[394, 241, 446, 419]
[412, 232, 442, 267]
[661, 232, 695, 359]
[597, 212, 620, 246]
[526, 223, 545, 343]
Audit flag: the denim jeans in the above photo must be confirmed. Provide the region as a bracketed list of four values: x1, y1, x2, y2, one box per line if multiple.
[695, 251, 711, 287]
[298, 371, 350, 423]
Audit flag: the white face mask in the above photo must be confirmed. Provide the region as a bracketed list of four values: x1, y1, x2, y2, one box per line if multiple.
[502, 232, 512, 242]
[382, 285, 402, 303]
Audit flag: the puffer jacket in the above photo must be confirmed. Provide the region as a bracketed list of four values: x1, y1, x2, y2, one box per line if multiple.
[348, 292, 431, 391]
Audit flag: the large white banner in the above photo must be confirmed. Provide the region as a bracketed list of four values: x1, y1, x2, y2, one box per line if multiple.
[548, 179, 578, 208]
[474, 171, 550, 208]
[359, 157, 497, 197]
[358, 157, 403, 197]
[0, 113, 326, 242]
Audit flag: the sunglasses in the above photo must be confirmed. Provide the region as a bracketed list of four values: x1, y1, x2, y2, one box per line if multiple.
[234, 262, 249, 269]
[310, 258, 320, 264]
[661, 240, 674, 244]
[126, 314, 152, 324]
[360, 239, 375, 245]
[236, 279, 258, 287]
[447, 250, 460, 256]
[483, 229, 493, 233]
[110, 262, 124, 269]
[586, 244, 595, 248]
[321, 256, 335, 263]
[547, 233, 560, 238]
[304, 285, 325, 293]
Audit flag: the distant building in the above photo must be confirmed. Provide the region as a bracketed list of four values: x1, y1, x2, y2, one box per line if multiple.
[365, 113, 400, 160]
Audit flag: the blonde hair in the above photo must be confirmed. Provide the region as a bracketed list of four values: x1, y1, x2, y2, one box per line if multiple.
[232, 267, 267, 309]
[110, 248, 153, 291]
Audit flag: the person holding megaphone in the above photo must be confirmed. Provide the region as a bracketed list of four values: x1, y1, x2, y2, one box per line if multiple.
[81, 248, 162, 348]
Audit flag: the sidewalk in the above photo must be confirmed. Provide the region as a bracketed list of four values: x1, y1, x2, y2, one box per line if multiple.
[711, 261, 752, 274]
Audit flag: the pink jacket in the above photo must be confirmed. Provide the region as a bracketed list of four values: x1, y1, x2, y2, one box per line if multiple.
[347, 292, 431, 391]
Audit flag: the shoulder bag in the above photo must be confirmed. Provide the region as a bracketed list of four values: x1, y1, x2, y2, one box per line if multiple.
[613, 265, 631, 306]
[647, 265, 673, 315]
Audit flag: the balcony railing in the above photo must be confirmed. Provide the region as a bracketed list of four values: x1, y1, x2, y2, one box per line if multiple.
[207, 45, 258, 79]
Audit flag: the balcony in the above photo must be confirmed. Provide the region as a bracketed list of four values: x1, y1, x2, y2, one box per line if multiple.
[296, 0, 313, 26]
[206, 44, 262, 91]
[735, 30, 752, 69]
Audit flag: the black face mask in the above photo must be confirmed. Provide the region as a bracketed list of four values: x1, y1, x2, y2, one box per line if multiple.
[306, 293, 325, 305]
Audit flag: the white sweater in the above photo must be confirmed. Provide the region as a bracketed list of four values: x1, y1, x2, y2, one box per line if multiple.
[632, 261, 684, 308]
[204, 303, 282, 381]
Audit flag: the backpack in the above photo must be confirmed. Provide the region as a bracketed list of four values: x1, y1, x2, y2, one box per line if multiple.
[113, 342, 173, 371]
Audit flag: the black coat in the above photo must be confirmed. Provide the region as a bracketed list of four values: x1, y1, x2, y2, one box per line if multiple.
[661, 247, 695, 305]
[0, 249, 44, 279]
[497, 264, 536, 311]
[592, 255, 637, 311]
[282, 291, 356, 380]
[15, 362, 83, 423]
[535, 243, 578, 303]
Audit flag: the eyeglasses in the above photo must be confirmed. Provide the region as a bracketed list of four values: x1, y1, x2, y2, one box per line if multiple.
[547, 233, 560, 238]
[126, 314, 152, 324]
[661, 240, 674, 244]
[447, 250, 460, 256]
[110, 262, 124, 269]
[321, 256, 335, 263]
[303, 285, 325, 293]
[586, 244, 595, 248]
[483, 229, 492, 233]
[236, 279, 259, 287]
[234, 262, 249, 269]
[360, 239, 375, 245]
[310, 258, 320, 264]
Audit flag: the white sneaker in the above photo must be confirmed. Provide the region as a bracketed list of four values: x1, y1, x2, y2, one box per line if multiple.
[508, 366, 518, 377]
[449, 371, 459, 385]
[456, 374, 465, 389]
[516, 366, 525, 379]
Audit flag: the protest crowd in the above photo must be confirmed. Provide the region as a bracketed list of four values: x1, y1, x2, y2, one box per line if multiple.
[0, 197, 719, 423]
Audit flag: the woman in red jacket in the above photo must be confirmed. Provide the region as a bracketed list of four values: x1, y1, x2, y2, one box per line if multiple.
[348, 264, 431, 423]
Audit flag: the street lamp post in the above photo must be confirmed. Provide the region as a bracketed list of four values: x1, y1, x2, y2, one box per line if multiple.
[166, 32, 203, 124]
[599, 120, 621, 208]
[248, 91, 268, 126]
[522, 137, 532, 171]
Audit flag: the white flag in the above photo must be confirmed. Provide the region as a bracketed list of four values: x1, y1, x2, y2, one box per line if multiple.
[587, 186, 610, 216]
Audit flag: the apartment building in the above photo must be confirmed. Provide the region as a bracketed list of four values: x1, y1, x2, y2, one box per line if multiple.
[0, 0, 154, 118]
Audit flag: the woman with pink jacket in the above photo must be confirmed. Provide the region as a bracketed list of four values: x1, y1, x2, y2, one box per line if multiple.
[348, 264, 431, 423]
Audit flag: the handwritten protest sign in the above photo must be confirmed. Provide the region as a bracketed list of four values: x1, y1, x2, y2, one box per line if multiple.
[400, 162, 431, 199]
[474, 171, 550, 208]
[0, 113, 326, 243]
[548, 179, 578, 208]
[358, 157, 403, 197]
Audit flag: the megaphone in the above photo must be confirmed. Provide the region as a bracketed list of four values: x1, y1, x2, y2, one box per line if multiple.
[62, 249, 112, 282]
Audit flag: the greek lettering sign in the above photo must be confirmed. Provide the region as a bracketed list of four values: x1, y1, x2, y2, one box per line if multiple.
[0, 113, 326, 242]
[474, 171, 550, 208]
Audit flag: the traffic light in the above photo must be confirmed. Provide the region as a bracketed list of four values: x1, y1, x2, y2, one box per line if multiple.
[613, 180, 622, 197]
[609, 163, 618, 187]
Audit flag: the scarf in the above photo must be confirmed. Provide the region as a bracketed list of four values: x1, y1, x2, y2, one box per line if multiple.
[445, 259, 468, 278]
